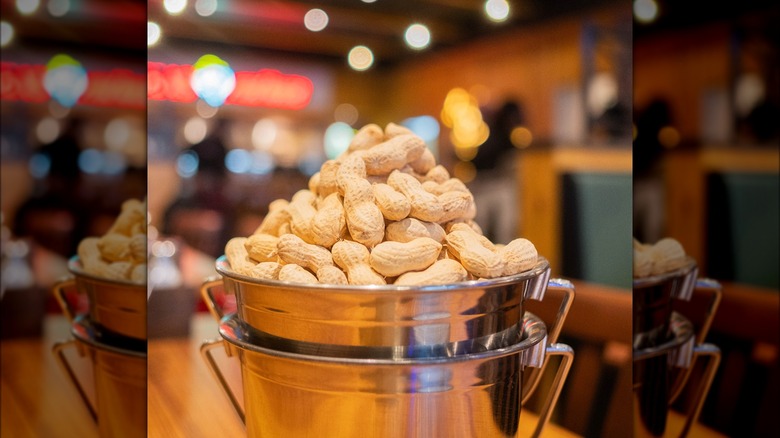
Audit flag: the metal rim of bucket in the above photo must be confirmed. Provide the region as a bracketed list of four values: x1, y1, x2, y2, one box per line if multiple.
[217, 312, 548, 366]
[633, 312, 694, 362]
[70, 315, 147, 358]
[632, 257, 698, 289]
[216, 255, 551, 294]
[67, 256, 146, 288]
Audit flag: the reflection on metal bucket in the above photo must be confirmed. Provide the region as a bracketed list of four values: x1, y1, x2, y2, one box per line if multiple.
[52, 316, 147, 438]
[202, 313, 573, 438]
[53, 256, 147, 340]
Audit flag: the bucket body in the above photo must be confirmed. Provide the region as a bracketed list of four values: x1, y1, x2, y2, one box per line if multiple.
[220, 312, 549, 438]
[55, 256, 147, 340]
[213, 256, 551, 348]
[54, 317, 147, 438]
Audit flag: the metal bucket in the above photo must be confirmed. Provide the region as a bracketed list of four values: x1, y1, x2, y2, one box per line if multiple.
[202, 256, 557, 349]
[633, 258, 698, 350]
[52, 316, 147, 438]
[202, 312, 573, 438]
[633, 312, 721, 438]
[53, 256, 147, 340]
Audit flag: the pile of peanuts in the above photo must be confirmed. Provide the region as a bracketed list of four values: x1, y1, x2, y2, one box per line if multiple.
[633, 237, 689, 278]
[77, 199, 147, 284]
[225, 123, 538, 286]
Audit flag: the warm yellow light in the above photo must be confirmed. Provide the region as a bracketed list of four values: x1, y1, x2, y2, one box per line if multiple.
[453, 161, 477, 183]
[348, 46, 374, 71]
[510, 126, 533, 148]
[658, 126, 680, 148]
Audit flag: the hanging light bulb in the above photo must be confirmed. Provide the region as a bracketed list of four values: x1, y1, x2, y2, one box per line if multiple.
[43, 54, 88, 108]
[190, 54, 236, 107]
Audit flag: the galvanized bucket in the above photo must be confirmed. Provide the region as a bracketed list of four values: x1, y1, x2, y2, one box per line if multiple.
[202, 312, 573, 438]
[53, 256, 147, 340]
[202, 256, 562, 349]
[52, 316, 147, 438]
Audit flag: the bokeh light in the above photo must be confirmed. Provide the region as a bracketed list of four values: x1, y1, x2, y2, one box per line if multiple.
[43, 54, 88, 108]
[0, 21, 13, 47]
[47, 0, 69, 17]
[16, 0, 40, 15]
[402, 115, 440, 143]
[485, 0, 510, 22]
[442, 88, 489, 155]
[404, 24, 431, 50]
[348, 46, 374, 71]
[334, 103, 359, 125]
[324, 122, 355, 159]
[104, 118, 131, 150]
[510, 126, 533, 148]
[148, 22, 161, 46]
[304, 8, 328, 32]
[658, 126, 680, 148]
[176, 150, 199, 177]
[183, 117, 208, 144]
[734, 73, 766, 117]
[28, 153, 51, 179]
[190, 54, 236, 107]
[633, 0, 658, 24]
[195, 0, 217, 17]
[164, 0, 187, 15]
[78, 149, 103, 174]
[35, 117, 60, 144]
[453, 161, 477, 183]
[251, 119, 277, 150]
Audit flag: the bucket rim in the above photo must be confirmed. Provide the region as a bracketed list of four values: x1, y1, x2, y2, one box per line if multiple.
[633, 312, 694, 361]
[216, 312, 548, 365]
[632, 257, 697, 288]
[67, 256, 146, 289]
[70, 315, 147, 358]
[215, 255, 551, 293]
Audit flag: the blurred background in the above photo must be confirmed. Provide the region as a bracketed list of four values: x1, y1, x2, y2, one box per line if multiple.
[1, 0, 147, 329]
[633, 0, 779, 436]
[145, 1, 633, 436]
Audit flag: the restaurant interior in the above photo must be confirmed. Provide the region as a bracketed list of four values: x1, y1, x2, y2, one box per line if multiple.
[1, 1, 778, 437]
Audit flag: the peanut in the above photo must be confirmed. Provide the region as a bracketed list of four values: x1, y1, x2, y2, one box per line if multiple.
[498, 238, 538, 276]
[424, 165, 450, 183]
[276, 233, 333, 273]
[446, 230, 505, 278]
[409, 148, 436, 175]
[308, 172, 321, 196]
[278, 264, 318, 284]
[369, 237, 442, 277]
[385, 218, 445, 243]
[97, 233, 131, 262]
[422, 178, 470, 196]
[332, 240, 386, 285]
[78, 237, 102, 266]
[316, 265, 348, 285]
[437, 191, 475, 223]
[131, 263, 146, 283]
[317, 160, 341, 197]
[343, 178, 385, 248]
[310, 193, 346, 248]
[225, 237, 256, 275]
[288, 189, 318, 244]
[384, 122, 413, 139]
[91, 261, 134, 281]
[245, 233, 279, 263]
[395, 259, 468, 285]
[107, 199, 145, 236]
[348, 123, 384, 152]
[445, 220, 484, 236]
[129, 233, 146, 262]
[361, 135, 426, 176]
[387, 170, 443, 222]
[336, 152, 367, 197]
[249, 261, 282, 280]
[254, 199, 290, 237]
[373, 183, 411, 221]
[650, 238, 687, 275]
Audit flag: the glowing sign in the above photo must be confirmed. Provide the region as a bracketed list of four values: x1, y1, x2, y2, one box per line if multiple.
[148, 61, 314, 110]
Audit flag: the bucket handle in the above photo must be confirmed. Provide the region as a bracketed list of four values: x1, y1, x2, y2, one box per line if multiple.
[670, 343, 721, 437]
[529, 343, 575, 438]
[201, 277, 227, 322]
[52, 276, 79, 323]
[200, 338, 245, 424]
[51, 339, 98, 423]
[522, 279, 575, 405]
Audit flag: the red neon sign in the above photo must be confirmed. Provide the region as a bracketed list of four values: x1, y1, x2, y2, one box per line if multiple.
[147, 62, 314, 110]
[1, 62, 146, 109]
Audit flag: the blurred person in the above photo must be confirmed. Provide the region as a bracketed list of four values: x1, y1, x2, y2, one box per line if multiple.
[469, 99, 524, 244]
